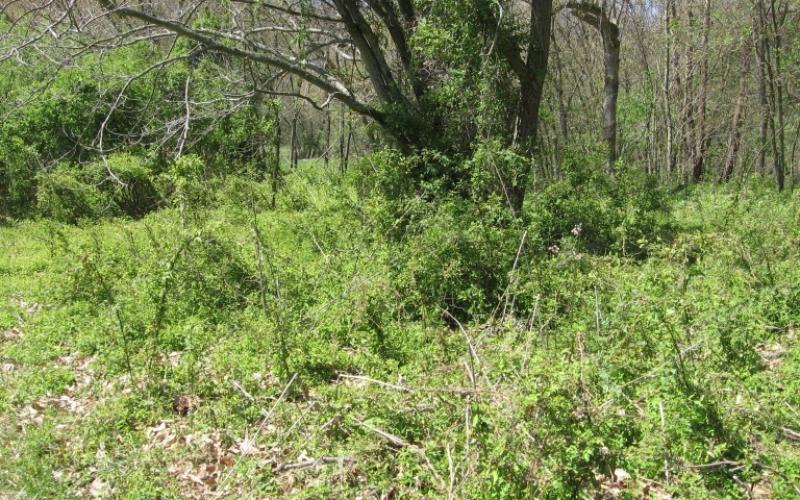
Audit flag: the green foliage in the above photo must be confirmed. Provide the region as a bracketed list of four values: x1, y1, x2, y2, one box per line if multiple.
[35, 154, 160, 223]
[1, 45, 160, 163]
[529, 152, 673, 256]
[390, 195, 524, 317]
[2, 177, 800, 498]
[466, 140, 531, 203]
[0, 129, 39, 220]
[95, 154, 161, 218]
[35, 165, 116, 224]
[357, 146, 671, 320]
[0, 39, 280, 219]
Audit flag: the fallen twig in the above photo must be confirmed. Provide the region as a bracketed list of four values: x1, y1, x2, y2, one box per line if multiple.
[230, 379, 257, 402]
[336, 374, 485, 395]
[782, 427, 800, 441]
[687, 459, 743, 471]
[274, 456, 353, 473]
[354, 418, 446, 492]
[218, 373, 298, 490]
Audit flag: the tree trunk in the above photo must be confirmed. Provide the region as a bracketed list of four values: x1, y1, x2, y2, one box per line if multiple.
[768, 0, 787, 190]
[339, 105, 347, 174]
[324, 104, 331, 169]
[755, 12, 769, 175]
[756, 0, 784, 190]
[721, 34, 751, 182]
[601, 16, 620, 174]
[664, 0, 677, 176]
[290, 111, 298, 169]
[679, 3, 697, 182]
[271, 106, 281, 209]
[552, 35, 570, 143]
[508, 0, 553, 215]
[344, 124, 353, 173]
[566, 1, 620, 174]
[691, 0, 711, 182]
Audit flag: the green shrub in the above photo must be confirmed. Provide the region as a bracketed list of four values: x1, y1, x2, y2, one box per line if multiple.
[356, 148, 528, 319]
[465, 140, 531, 204]
[35, 154, 160, 223]
[528, 155, 672, 257]
[389, 196, 524, 318]
[354, 149, 461, 205]
[36, 165, 115, 223]
[357, 147, 671, 320]
[0, 130, 39, 219]
[88, 154, 161, 218]
[165, 154, 207, 208]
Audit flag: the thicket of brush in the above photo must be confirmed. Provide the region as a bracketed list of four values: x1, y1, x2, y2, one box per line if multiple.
[2, 159, 799, 497]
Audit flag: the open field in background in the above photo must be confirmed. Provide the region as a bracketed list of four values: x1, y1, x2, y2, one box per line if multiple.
[1, 170, 800, 498]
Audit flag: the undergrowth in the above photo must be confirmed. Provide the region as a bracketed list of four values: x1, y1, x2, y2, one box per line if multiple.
[1, 165, 799, 498]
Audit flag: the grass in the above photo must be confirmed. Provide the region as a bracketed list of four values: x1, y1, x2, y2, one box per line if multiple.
[1, 171, 800, 498]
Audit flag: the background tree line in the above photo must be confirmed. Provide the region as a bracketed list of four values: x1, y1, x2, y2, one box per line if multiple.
[0, 0, 798, 221]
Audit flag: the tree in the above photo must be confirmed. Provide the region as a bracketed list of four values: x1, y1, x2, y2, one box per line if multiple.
[2, 0, 554, 211]
[754, 0, 789, 190]
[721, 32, 753, 182]
[565, 1, 622, 174]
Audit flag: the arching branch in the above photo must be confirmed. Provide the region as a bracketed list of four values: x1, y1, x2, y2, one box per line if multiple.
[96, 0, 385, 124]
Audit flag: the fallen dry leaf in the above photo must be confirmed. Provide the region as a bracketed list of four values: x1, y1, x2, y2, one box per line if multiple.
[751, 479, 773, 499]
[13, 297, 41, 314]
[88, 477, 111, 498]
[145, 420, 179, 450]
[756, 343, 786, 370]
[1, 326, 24, 341]
[172, 394, 194, 416]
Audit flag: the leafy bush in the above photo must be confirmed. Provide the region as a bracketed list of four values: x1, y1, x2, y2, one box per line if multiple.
[465, 140, 531, 205]
[36, 154, 160, 223]
[0, 43, 280, 220]
[354, 149, 461, 204]
[89, 154, 161, 218]
[357, 147, 671, 320]
[36, 165, 115, 223]
[528, 154, 673, 256]
[355, 148, 526, 318]
[162, 154, 206, 207]
[0, 130, 39, 220]
[389, 196, 523, 318]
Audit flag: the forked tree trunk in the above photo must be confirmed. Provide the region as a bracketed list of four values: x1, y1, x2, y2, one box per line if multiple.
[99, 0, 554, 208]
